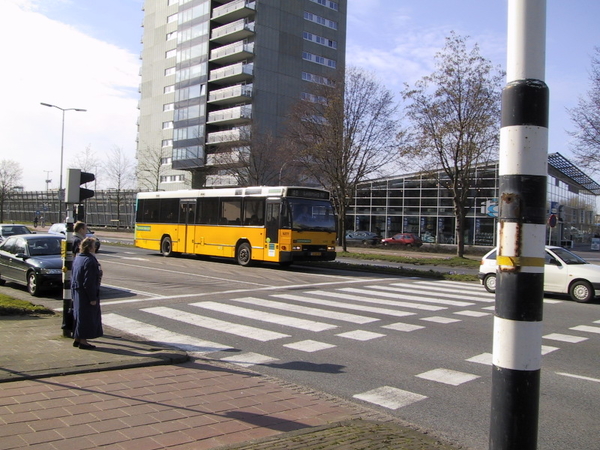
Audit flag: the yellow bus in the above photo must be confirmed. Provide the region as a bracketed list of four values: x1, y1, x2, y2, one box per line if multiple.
[134, 186, 337, 266]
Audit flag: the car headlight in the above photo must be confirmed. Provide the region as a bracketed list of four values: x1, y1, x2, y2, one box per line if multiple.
[40, 269, 62, 275]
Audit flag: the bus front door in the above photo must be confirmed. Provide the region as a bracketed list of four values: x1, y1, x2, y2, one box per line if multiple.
[265, 200, 280, 260]
[180, 200, 196, 254]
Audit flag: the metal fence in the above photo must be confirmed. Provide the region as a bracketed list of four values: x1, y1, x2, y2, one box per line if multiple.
[2, 190, 137, 228]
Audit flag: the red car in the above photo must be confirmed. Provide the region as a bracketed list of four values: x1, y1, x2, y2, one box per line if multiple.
[381, 233, 423, 248]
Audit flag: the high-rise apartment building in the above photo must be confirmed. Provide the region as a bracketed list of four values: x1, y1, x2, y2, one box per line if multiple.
[137, 0, 347, 190]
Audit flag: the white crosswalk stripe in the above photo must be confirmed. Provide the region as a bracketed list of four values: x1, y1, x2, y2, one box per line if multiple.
[354, 386, 427, 410]
[229, 297, 378, 324]
[335, 288, 447, 311]
[404, 282, 494, 302]
[273, 293, 416, 318]
[142, 306, 290, 342]
[361, 285, 474, 307]
[102, 313, 233, 354]
[190, 301, 337, 332]
[416, 368, 480, 386]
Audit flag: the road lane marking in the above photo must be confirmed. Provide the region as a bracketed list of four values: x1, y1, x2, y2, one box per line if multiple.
[273, 293, 416, 318]
[190, 301, 337, 332]
[142, 306, 290, 342]
[336, 330, 385, 341]
[353, 386, 427, 410]
[102, 313, 232, 353]
[230, 297, 378, 324]
[420, 316, 461, 324]
[543, 333, 588, 343]
[416, 368, 480, 386]
[335, 288, 446, 311]
[283, 340, 336, 352]
[220, 352, 279, 367]
[570, 325, 600, 334]
[381, 322, 425, 332]
[365, 285, 474, 307]
[556, 372, 600, 383]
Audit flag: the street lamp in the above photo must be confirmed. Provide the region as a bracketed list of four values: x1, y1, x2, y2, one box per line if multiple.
[40, 102, 87, 222]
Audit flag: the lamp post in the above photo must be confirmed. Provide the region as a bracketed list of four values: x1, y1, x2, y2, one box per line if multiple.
[40, 103, 87, 222]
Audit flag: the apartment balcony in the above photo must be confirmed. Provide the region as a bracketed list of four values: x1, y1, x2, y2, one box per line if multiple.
[207, 105, 252, 125]
[209, 62, 253, 85]
[210, 40, 254, 65]
[211, 18, 255, 44]
[208, 84, 253, 105]
[212, 0, 256, 24]
[207, 126, 250, 145]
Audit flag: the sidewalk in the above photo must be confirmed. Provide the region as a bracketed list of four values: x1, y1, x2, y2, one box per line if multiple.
[0, 314, 460, 450]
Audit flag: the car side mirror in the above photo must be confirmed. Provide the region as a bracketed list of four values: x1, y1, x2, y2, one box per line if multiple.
[15, 253, 27, 259]
[549, 258, 560, 266]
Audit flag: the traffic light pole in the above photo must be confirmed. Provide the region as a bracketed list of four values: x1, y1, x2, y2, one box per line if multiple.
[490, 1, 548, 448]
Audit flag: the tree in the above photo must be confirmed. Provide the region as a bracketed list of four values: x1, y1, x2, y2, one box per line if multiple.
[401, 32, 504, 257]
[0, 160, 23, 222]
[136, 143, 173, 191]
[568, 47, 600, 174]
[286, 67, 400, 251]
[69, 144, 100, 189]
[207, 124, 290, 186]
[103, 146, 136, 225]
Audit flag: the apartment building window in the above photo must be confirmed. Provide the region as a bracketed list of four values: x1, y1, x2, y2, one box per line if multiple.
[160, 175, 186, 183]
[166, 31, 177, 41]
[164, 85, 175, 94]
[302, 71, 334, 86]
[178, 1, 210, 26]
[163, 103, 174, 112]
[174, 104, 204, 121]
[167, 13, 178, 23]
[160, 157, 172, 165]
[302, 51, 336, 68]
[165, 66, 176, 76]
[301, 92, 327, 104]
[177, 42, 209, 64]
[161, 139, 173, 148]
[174, 124, 204, 141]
[309, 0, 338, 11]
[303, 32, 337, 49]
[175, 83, 205, 101]
[166, 49, 176, 59]
[176, 63, 207, 83]
[162, 121, 174, 129]
[304, 11, 337, 30]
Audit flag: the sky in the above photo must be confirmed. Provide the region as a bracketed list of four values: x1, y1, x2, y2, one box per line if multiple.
[2, 0, 599, 192]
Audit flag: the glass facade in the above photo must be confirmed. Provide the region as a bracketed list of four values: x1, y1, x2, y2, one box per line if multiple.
[348, 153, 599, 247]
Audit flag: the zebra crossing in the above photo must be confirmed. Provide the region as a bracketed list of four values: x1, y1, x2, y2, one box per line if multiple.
[102, 278, 597, 412]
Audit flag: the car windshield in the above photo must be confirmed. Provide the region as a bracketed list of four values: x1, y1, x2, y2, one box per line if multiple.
[1, 225, 31, 236]
[551, 247, 587, 265]
[27, 239, 62, 256]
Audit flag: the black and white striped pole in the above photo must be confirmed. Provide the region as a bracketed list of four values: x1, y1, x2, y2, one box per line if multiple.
[490, 0, 548, 449]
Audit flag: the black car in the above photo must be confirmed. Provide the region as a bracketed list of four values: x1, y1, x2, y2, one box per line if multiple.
[0, 234, 64, 296]
[48, 222, 100, 252]
[0, 224, 33, 243]
[344, 231, 382, 246]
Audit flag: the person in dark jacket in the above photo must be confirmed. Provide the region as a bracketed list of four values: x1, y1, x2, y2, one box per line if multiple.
[73, 221, 87, 254]
[71, 237, 103, 350]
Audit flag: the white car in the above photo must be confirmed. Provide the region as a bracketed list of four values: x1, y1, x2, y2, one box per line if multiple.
[479, 246, 600, 303]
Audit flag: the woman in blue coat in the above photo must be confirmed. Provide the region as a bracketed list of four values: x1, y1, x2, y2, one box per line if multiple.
[71, 237, 103, 350]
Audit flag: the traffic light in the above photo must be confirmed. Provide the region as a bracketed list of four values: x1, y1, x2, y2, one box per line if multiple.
[65, 168, 95, 203]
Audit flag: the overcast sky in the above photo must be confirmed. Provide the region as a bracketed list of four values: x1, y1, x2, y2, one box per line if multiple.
[2, 0, 599, 191]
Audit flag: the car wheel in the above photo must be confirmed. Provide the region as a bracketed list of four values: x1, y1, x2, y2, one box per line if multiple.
[161, 236, 173, 257]
[27, 271, 41, 297]
[361, 240, 369, 246]
[236, 242, 252, 266]
[569, 280, 594, 303]
[406, 243, 413, 248]
[483, 274, 496, 293]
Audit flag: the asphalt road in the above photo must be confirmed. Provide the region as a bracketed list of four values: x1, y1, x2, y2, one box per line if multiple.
[5, 243, 600, 449]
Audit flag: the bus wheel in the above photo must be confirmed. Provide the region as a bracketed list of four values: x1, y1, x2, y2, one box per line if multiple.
[161, 236, 173, 257]
[236, 242, 252, 266]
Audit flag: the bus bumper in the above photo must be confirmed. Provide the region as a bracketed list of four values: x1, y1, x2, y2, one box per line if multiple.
[280, 250, 336, 263]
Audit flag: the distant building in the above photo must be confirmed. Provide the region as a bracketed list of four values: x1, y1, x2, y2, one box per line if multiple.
[137, 0, 347, 190]
[348, 153, 600, 247]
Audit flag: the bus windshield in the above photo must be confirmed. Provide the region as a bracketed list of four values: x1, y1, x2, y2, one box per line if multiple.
[287, 199, 336, 232]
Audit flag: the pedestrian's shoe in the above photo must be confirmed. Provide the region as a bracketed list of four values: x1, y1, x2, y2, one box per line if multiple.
[79, 343, 96, 350]
[73, 340, 80, 347]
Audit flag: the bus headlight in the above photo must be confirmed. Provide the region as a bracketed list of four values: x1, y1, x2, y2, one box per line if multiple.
[292, 245, 302, 251]
[327, 246, 335, 252]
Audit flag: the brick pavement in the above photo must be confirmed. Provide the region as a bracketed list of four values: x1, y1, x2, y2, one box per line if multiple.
[0, 315, 460, 449]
